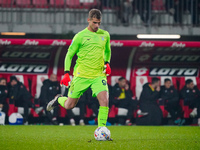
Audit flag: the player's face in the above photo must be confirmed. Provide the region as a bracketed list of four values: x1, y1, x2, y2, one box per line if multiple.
[0, 79, 6, 86]
[164, 81, 171, 89]
[88, 17, 101, 32]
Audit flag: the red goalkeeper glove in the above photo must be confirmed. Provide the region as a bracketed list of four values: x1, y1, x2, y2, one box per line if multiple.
[103, 62, 111, 76]
[60, 72, 71, 87]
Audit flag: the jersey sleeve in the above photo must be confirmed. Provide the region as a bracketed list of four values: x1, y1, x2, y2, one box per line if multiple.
[64, 33, 81, 72]
[104, 32, 111, 63]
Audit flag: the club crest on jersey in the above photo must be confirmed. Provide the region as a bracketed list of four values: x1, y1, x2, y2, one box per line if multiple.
[101, 36, 105, 41]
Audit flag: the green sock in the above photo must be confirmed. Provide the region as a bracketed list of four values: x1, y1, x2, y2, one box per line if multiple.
[58, 97, 67, 108]
[98, 106, 109, 127]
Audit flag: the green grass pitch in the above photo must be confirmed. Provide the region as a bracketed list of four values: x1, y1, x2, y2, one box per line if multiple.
[1, 126, 200, 150]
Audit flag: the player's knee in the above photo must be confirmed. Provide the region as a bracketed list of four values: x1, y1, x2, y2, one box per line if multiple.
[100, 98, 109, 106]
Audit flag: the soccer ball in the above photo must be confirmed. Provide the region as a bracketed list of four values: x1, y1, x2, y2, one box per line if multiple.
[94, 127, 111, 141]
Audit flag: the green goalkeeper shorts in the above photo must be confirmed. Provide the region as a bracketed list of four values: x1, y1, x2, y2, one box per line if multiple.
[68, 76, 108, 98]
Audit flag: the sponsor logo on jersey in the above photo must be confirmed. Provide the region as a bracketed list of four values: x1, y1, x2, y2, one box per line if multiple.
[0, 63, 48, 74]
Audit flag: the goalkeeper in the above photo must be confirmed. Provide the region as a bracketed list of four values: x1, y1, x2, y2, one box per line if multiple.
[47, 9, 111, 127]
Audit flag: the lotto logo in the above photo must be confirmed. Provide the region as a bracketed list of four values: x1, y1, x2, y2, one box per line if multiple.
[134, 67, 149, 76]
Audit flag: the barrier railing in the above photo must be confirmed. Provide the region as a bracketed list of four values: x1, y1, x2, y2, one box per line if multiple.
[0, 0, 199, 27]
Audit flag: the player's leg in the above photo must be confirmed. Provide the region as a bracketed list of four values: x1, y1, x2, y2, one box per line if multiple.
[46, 94, 79, 111]
[47, 77, 90, 111]
[97, 91, 109, 127]
[58, 96, 79, 109]
[91, 77, 109, 127]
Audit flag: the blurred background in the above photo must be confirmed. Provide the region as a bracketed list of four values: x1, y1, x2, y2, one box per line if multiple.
[0, 0, 200, 126]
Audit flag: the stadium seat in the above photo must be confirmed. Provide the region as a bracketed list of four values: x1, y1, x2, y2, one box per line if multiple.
[85, 105, 94, 118]
[117, 108, 128, 116]
[179, 77, 200, 118]
[31, 75, 49, 99]
[59, 105, 67, 117]
[179, 99, 192, 118]
[179, 77, 200, 91]
[50, 0, 65, 7]
[130, 76, 152, 100]
[108, 105, 117, 118]
[15, 75, 30, 91]
[79, 0, 97, 8]
[131, 76, 178, 118]
[4, 74, 30, 91]
[159, 76, 178, 118]
[159, 76, 178, 89]
[32, 0, 48, 8]
[5, 75, 40, 117]
[66, 0, 80, 8]
[8, 106, 39, 117]
[110, 76, 121, 86]
[16, 0, 31, 7]
[0, 0, 13, 7]
[59, 105, 81, 118]
[152, 0, 165, 11]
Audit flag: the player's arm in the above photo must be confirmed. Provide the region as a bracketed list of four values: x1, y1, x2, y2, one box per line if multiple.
[61, 34, 80, 86]
[103, 32, 111, 76]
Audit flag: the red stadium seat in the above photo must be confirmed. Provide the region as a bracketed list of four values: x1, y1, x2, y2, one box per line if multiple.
[131, 76, 178, 118]
[79, 0, 97, 8]
[152, 0, 165, 11]
[59, 105, 67, 117]
[4, 74, 30, 91]
[159, 76, 178, 118]
[15, 75, 30, 91]
[179, 77, 200, 91]
[159, 76, 178, 89]
[32, 0, 48, 8]
[16, 0, 31, 7]
[0, 0, 13, 7]
[108, 105, 117, 118]
[66, 0, 80, 8]
[179, 77, 199, 118]
[50, 0, 65, 7]
[85, 105, 94, 118]
[180, 99, 193, 118]
[4, 74, 40, 117]
[8, 104, 16, 116]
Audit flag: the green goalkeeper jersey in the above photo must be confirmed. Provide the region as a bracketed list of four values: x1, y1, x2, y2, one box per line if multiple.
[64, 27, 111, 79]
